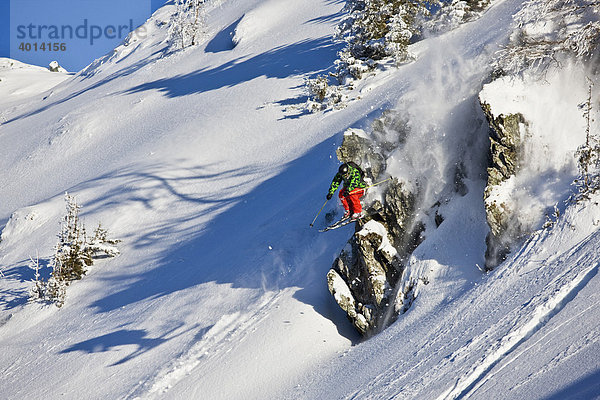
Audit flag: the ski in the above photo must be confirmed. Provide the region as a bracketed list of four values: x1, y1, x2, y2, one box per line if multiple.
[318, 216, 362, 232]
[318, 218, 349, 232]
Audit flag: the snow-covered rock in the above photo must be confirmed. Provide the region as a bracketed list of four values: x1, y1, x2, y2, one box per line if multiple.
[326, 128, 424, 335]
[336, 129, 386, 180]
[479, 61, 595, 268]
[48, 61, 67, 73]
[327, 220, 401, 335]
[480, 100, 529, 267]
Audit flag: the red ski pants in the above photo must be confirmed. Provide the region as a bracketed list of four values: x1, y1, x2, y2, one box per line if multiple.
[339, 188, 365, 214]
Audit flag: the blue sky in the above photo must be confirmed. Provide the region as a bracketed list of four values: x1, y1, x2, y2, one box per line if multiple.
[2, 0, 168, 71]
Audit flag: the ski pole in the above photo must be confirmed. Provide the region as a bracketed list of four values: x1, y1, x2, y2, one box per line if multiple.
[310, 199, 329, 227]
[365, 177, 393, 190]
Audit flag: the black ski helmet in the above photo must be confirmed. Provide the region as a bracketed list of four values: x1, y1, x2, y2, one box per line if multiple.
[339, 163, 349, 176]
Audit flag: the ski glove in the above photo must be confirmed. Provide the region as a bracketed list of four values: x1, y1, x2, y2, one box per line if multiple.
[326, 193, 333, 200]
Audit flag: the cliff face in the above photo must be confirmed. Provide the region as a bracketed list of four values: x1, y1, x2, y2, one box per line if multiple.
[335, 130, 387, 180]
[326, 131, 423, 336]
[482, 103, 524, 189]
[480, 100, 529, 269]
[327, 85, 539, 334]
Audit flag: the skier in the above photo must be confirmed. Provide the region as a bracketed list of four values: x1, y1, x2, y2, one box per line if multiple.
[327, 162, 367, 222]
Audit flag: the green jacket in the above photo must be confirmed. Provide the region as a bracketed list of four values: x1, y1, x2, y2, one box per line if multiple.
[328, 164, 366, 195]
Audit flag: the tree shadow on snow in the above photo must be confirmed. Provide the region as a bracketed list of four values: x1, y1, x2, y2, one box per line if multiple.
[305, 0, 346, 25]
[4, 37, 341, 126]
[60, 324, 205, 366]
[0, 257, 52, 310]
[541, 368, 600, 400]
[122, 37, 341, 99]
[83, 136, 361, 343]
[0, 287, 30, 309]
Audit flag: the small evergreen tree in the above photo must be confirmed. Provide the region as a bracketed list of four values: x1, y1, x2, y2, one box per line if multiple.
[169, 0, 209, 49]
[88, 223, 121, 258]
[307, 75, 330, 102]
[466, 0, 488, 11]
[423, 0, 491, 34]
[305, 74, 346, 112]
[575, 83, 600, 197]
[28, 253, 45, 301]
[496, 0, 600, 75]
[51, 193, 93, 283]
[336, 0, 440, 80]
[44, 275, 67, 308]
[30, 193, 120, 307]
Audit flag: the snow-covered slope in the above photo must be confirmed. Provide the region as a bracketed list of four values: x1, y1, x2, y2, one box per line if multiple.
[0, 1, 364, 398]
[1, 0, 599, 399]
[0, 58, 71, 121]
[289, 193, 600, 399]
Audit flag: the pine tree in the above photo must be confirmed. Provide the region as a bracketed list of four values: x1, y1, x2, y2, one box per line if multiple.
[423, 0, 491, 34]
[44, 276, 67, 308]
[28, 253, 45, 301]
[42, 193, 92, 307]
[336, 0, 440, 81]
[169, 0, 209, 49]
[575, 83, 600, 196]
[304, 74, 347, 111]
[51, 193, 93, 283]
[464, 0, 489, 12]
[29, 193, 120, 307]
[88, 222, 121, 258]
[496, 0, 600, 75]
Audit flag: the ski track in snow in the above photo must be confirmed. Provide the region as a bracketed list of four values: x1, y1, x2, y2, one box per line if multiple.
[438, 248, 600, 399]
[127, 291, 280, 399]
[506, 305, 600, 392]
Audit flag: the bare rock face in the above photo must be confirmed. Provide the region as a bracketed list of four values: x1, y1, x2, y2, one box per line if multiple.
[378, 180, 422, 252]
[482, 102, 523, 187]
[480, 100, 529, 268]
[336, 130, 386, 180]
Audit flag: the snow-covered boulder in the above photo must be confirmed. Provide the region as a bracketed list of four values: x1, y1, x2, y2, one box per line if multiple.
[48, 61, 67, 73]
[479, 61, 591, 269]
[327, 128, 424, 335]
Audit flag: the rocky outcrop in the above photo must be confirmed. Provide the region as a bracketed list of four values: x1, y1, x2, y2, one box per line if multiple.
[327, 220, 400, 335]
[481, 102, 524, 188]
[336, 129, 386, 180]
[480, 100, 529, 268]
[326, 130, 423, 336]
